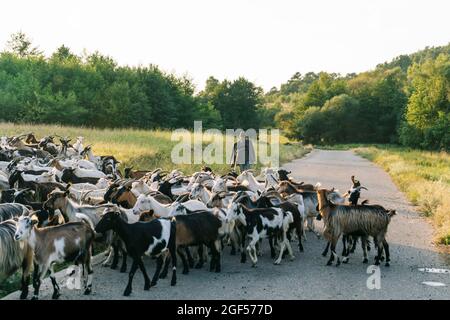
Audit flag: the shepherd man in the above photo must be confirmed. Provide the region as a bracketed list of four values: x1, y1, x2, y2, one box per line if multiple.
[230, 131, 256, 173]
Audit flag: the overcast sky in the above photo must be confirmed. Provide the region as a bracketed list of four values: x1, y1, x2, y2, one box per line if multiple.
[0, 0, 449, 91]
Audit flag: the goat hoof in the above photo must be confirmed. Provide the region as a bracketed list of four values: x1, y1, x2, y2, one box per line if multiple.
[144, 283, 150, 291]
[342, 258, 349, 264]
[290, 256, 295, 261]
[274, 260, 281, 265]
[171, 280, 176, 286]
[84, 287, 92, 295]
[150, 281, 157, 287]
[385, 262, 390, 267]
[52, 292, 61, 300]
[380, 256, 385, 262]
[20, 292, 28, 300]
[31, 296, 39, 300]
[363, 258, 368, 264]
[123, 288, 131, 297]
[326, 261, 332, 266]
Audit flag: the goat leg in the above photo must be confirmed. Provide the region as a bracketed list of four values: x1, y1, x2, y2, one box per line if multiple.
[350, 237, 357, 254]
[120, 246, 128, 273]
[296, 226, 304, 252]
[342, 236, 349, 264]
[110, 242, 119, 270]
[159, 255, 170, 279]
[322, 242, 330, 257]
[20, 251, 32, 300]
[49, 264, 61, 300]
[195, 245, 204, 269]
[177, 246, 189, 274]
[214, 240, 222, 272]
[362, 237, 368, 264]
[170, 241, 177, 286]
[209, 240, 221, 272]
[150, 255, 164, 287]
[84, 250, 94, 295]
[382, 240, 390, 267]
[246, 237, 258, 267]
[268, 234, 276, 259]
[102, 246, 114, 268]
[124, 260, 139, 296]
[240, 227, 247, 263]
[326, 240, 336, 266]
[184, 247, 195, 268]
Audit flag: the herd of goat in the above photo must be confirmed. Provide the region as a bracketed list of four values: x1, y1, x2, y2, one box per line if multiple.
[0, 133, 396, 300]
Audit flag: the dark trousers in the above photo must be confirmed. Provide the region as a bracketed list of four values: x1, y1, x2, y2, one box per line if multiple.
[239, 163, 251, 172]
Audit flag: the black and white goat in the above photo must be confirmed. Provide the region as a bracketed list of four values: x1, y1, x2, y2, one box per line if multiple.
[95, 209, 177, 296]
[227, 202, 294, 266]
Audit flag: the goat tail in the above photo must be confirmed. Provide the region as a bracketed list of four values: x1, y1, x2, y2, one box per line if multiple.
[388, 210, 396, 218]
[314, 182, 322, 189]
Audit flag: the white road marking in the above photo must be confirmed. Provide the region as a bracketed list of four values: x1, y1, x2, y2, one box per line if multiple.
[422, 281, 446, 287]
[418, 268, 450, 274]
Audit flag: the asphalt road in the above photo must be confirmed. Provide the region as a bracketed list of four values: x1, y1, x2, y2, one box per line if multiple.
[4, 149, 449, 300]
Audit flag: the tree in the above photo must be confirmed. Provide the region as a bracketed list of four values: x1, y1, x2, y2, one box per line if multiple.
[5, 32, 42, 58]
[201, 77, 263, 129]
[401, 53, 450, 150]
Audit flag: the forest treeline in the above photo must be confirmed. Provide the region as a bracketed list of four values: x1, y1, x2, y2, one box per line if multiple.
[0, 32, 448, 150]
[268, 44, 449, 150]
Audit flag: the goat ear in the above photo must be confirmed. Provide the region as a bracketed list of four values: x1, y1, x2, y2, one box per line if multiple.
[31, 218, 39, 225]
